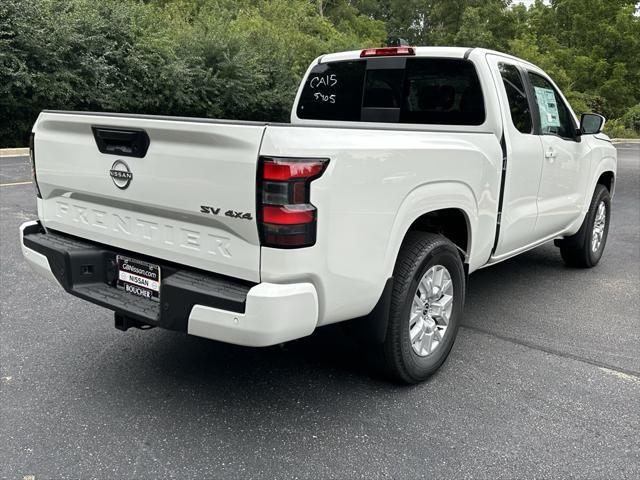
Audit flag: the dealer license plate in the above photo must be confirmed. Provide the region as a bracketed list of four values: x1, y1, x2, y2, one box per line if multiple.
[116, 255, 161, 301]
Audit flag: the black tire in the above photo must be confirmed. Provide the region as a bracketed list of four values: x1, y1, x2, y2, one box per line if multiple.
[558, 184, 611, 268]
[382, 232, 465, 384]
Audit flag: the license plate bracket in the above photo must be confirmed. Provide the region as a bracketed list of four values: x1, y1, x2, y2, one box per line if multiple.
[116, 255, 161, 301]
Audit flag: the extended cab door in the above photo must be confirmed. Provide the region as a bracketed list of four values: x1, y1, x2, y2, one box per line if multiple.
[486, 55, 544, 257]
[525, 71, 592, 237]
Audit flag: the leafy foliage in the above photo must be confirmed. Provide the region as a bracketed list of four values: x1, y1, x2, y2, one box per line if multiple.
[0, 0, 384, 145]
[0, 0, 638, 146]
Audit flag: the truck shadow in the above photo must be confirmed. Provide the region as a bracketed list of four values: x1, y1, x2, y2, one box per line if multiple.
[90, 243, 571, 391]
[74, 241, 599, 434]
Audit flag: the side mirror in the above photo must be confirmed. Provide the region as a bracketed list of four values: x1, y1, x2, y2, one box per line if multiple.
[580, 113, 605, 135]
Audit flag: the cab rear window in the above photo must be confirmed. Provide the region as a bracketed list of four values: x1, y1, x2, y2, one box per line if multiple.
[296, 58, 485, 126]
[296, 60, 366, 122]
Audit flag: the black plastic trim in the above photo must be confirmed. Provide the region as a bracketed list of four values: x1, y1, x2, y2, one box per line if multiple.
[349, 277, 394, 344]
[22, 223, 254, 331]
[491, 134, 508, 255]
[497, 61, 537, 135]
[29, 132, 42, 198]
[366, 57, 407, 70]
[520, 66, 542, 136]
[92, 126, 150, 158]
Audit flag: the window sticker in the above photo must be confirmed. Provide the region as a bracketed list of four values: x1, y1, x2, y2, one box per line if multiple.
[534, 86, 561, 130]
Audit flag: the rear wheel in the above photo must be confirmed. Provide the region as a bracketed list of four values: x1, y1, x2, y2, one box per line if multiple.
[382, 232, 465, 384]
[558, 184, 611, 268]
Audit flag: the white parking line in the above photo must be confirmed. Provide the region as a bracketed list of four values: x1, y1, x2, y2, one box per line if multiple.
[0, 148, 29, 157]
[600, 367, 640, 385]
[0, 180, 33, 187]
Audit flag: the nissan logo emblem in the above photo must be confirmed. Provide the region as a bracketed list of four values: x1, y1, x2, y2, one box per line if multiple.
[109, 160, 132, 189]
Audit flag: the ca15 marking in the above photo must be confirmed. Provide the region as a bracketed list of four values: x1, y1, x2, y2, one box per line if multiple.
[201, 206, 253, 221]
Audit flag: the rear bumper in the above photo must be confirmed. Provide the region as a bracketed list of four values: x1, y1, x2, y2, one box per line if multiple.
[20, 221, 318, 346]
[188, 283, 318, 347]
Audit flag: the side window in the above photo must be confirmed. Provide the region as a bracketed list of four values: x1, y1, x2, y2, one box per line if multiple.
[498, 63, 532, 134]
[528, 72, 576, 139]
[400, 58, 485, 126]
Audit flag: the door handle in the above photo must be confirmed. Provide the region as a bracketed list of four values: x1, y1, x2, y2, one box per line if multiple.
[92, 126, 150, 158]
[544, 149, 557, 160]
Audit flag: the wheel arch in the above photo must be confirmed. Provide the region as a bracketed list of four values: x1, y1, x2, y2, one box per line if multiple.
[353, 208, 472, 347]
[382, 181, 478, 282]
[596, 170, 615, 196]
[583, 159, 616, 216]
[565, 156, 616, 237]
[406, 208, 471, 263]
[354, 182, 479, 346]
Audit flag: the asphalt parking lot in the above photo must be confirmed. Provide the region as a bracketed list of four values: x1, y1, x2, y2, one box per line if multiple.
[1, 144, 639, 479]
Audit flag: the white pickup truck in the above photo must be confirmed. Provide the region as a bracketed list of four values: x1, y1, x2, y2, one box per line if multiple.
[21, 46, 617, 383]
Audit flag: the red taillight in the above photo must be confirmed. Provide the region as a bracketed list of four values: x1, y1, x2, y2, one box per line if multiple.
[262, 205, 315, 225]
[263, 159, 326, 181]
[258, 157, 329, 248]
[360, 46, 415, 58]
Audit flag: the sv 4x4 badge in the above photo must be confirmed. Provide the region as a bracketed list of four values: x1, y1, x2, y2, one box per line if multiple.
[200, 205, 253, 221]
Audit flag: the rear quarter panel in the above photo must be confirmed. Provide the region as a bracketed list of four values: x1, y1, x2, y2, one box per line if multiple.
[259, 126, 502, 325]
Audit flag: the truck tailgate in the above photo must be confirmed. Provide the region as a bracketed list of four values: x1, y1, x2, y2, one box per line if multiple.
[34, 112, 265, 282]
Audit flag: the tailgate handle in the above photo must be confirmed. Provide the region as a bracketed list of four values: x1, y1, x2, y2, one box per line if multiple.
[92, 127, 150, 158]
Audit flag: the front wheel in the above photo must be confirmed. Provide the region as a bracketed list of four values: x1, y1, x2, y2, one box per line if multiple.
[558, 184, 611, 268]
[381, 232, 465, 384]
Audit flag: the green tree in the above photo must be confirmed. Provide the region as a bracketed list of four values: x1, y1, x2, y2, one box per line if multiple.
[0, 0, 385, 146]
[1, 0, 639, 146]
[513, 0, 640, 119]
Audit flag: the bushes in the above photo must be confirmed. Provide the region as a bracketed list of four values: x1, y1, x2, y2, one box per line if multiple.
[604, 106, 640, 139]
[603, 119, 638, 139]
[0, 0, 384, 147]
[1, 0, 638, 146]
[621, 105, 640, 133]
[0, 0, 209, 146]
